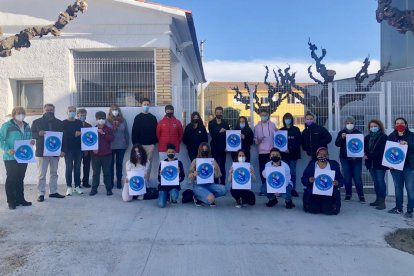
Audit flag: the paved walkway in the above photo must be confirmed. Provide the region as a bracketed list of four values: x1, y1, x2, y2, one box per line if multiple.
[0, 184, 413, 276]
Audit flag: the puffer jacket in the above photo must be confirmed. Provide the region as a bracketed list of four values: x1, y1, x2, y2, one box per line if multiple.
[156, 115, 183, 152]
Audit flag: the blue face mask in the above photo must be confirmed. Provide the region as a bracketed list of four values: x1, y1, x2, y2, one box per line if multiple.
[79, 115, 86, 122]
[240, 123, 246, 129]
[68, 112, 76, 118]
[284, 119, 292, 125]
[143, 106, 150, 113]
[370, 127, 379, 133]
[261, 116, 269, 122]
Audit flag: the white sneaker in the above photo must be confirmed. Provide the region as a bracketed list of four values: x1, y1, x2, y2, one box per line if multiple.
[66, 187, 73, 196]
[75, 187, 83, 195]
[137, 195, 144, 200]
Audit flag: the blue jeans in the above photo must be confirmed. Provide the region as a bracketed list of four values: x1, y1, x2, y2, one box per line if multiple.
[286, 160, 297, 190]
[340, 158, 364, 197]
[158, 189, 179, 208]
[65, 150, 83, 188]
[192, 183, 227, 204]
[390, 168, 414, 211]
[111, 149, 126, 186]
[369, 169, 387, 199]
[267, 184, 293, 201]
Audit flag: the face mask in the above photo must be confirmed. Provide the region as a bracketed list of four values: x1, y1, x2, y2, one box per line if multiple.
[68, 112, 76, 118]
[166, 112, 173, 118]
[284, 119, 292, 125]
[216, 115, 223, 120]
[112, 110, 119, 117]
[192, 119, 198, 125]
[271, 156, 281, 163]
[261, 116, 269, 122]
[238, 156, 246, 162]
[370, 127, 379, 133]
[15, 114, 25, 122]
[143, 106, 150, 113]
[346, 124, 354, 131]
[317, 156, 328, 162]
[44, 111, 54, 120]
[239, 123, 246, 129]
[201, 150, 209, 157]
[97, 119, 106, 125]
[167, 153, 175, 159]
[79, 115, 86, 122]
[395, 125, 406, 133]
[305, 119, 314, 126]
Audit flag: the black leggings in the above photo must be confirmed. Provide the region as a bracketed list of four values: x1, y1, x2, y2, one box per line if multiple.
[230, 189, 256, 205]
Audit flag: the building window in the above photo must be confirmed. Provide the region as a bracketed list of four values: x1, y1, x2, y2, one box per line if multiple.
[261, 96, 269, 104]
[13, 80, 44, 114]
[73, 51, 155, 107]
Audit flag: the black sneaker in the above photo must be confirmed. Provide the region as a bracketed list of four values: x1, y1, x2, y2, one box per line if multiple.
[19, 200, 32, 206]
[107, 190, 113, 196]
[359, 197, 366, 203]
[285, 200, 295, 209]
[291, 189, 299, 197]
[235, 198, 242, 208]
[266, 197, 278, 207]
[404, 210, 413, 218]
[258, 192, 266, 197]
[8, 203, 16, 210]
[171, 200, 178, 205]
[82, 183, 91, 188]
[37, 195, 44, 202]
[210, 202, 216, 207]
[344, 195, 351, 201]
[388, 207, 403, 214]
[49, 193, 65, 199]
[193, 196, 203, 207]
[89, 190, 97, 196]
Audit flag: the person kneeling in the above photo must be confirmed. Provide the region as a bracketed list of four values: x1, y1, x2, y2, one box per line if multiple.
[188, 142, 227, 207]
[157, 144, 185, 208]
[301, 147, 344, 215]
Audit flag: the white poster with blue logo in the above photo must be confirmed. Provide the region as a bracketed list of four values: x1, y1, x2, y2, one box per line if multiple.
[232, 162, 251, 190]
[313, 169, 335, 196]
[382, 141, 408, 171]
[43, 131, 63, 157]
[273, 130, 288, 152]
[196, 158, 215, 184]
[346, 134, 364, 158]
[226, 130, 241, 152]
[161, 160, 179, 186]
[14, 140, 36, 164]
[266, 166, 287, 193]
[81, 127, 99, 151]
[127, 170, 147, 196]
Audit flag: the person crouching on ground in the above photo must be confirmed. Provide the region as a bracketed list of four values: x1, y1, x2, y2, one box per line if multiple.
[122, 144, 148, 202]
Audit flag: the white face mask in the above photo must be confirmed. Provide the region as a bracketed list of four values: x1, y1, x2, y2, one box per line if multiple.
[15, 114, 25, 122]
[346, 124, 354, 131]
[97, 119, 106, 125]
[111, 110, 119, 117]
[238, 156, 246, 162]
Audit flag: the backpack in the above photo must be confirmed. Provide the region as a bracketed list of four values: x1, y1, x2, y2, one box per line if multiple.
[181, 189, 194, 204]
[143, 187, 159, 200]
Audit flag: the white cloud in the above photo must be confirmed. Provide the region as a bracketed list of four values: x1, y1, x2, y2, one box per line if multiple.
[204, 59, 381, 83]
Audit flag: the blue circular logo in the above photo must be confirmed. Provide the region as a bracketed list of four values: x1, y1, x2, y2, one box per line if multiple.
[129, 176, 145, 192]
[274, 134, 287, 148]
[45, 136, 61, 152]
[82, 131, 98, 147]
[162, 165, 178, 181]
[267, 171, 285, 189]
[347, 138, 363, 153]
[315, 174, 333, 191]
[385, 147, 405, 165]
[15, 145, 33, 161]
[227, 134, 241, 148]
[233, 167, 250, 185]
[197, 163, 214, 179]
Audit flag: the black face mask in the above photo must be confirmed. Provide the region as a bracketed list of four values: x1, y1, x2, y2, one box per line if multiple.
[166, 113, 174, 118]
[44, 111, 54, 120]
[192, 119, 198, 125]
[271, 156, 281, 163]
[167, 154, 175, 159]
[216, 115, 223, 119]
[201, 150, 209, 157]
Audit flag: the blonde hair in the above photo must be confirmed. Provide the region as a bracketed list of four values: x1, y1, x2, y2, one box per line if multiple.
[11, 106, 26, 117]
[107, 104, 124, 122]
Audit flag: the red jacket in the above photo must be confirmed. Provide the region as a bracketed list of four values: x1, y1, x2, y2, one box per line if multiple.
[93, 124, 114, 157]
[156, 116, 183, 152]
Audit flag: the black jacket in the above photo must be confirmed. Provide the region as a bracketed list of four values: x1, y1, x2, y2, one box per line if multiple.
[31, 115, 65, 157]
[388, 129, 414, 170]
[233, 125, 254, 152]
[183, 123, 208, 156]
[364, 133, 388, 170]
[157, 158, 185, 191]
[208, 118, 230, 154]
[302, 124, 332, 157]
[301, 159, 344, 189]
[335, 128, 362, 159]
[63, 119, 83, 153]
[131, 113, 158, 146]
[280, 125, 302, 161]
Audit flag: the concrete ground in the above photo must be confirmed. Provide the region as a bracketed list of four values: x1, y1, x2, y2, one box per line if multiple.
[0, 183, 413, 276]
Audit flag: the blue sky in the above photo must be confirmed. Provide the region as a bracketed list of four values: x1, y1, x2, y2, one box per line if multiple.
[155, 0, 381, 81]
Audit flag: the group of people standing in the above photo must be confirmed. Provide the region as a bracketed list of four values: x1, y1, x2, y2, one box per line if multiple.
[1, 102, 413, 218]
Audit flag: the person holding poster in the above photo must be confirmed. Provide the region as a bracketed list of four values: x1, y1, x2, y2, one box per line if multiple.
[89, 111, 114, 196]
[228, 149, 256, 208]
[31, 104, 66, 202]
[335, 116, 365, 202]
[254, 108, 277, 196]
[157, 144, 185, 208]
[280, 113, 302, 197]
[63, 106, 84, 196]
[364, 120, 389, 210]
[0, 107, 34, 209]
[77, 109, 92, 188]
[122, 144, 148, 202]
[301, 147, 344, 215]
[387, 118, 414, 218]
[232, 116, 254, 163]
[188, 142, 227, 207]
[262, 148, 295, 209]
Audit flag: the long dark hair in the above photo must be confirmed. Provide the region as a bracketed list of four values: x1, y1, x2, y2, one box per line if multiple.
[368, 119, 385, 133]
[197, 142, 211, 158]
[233, 149, 247, 162]
[235, 116, 250, 130]
[191, 111, 204, 126]
[130, 144, 147, 166]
